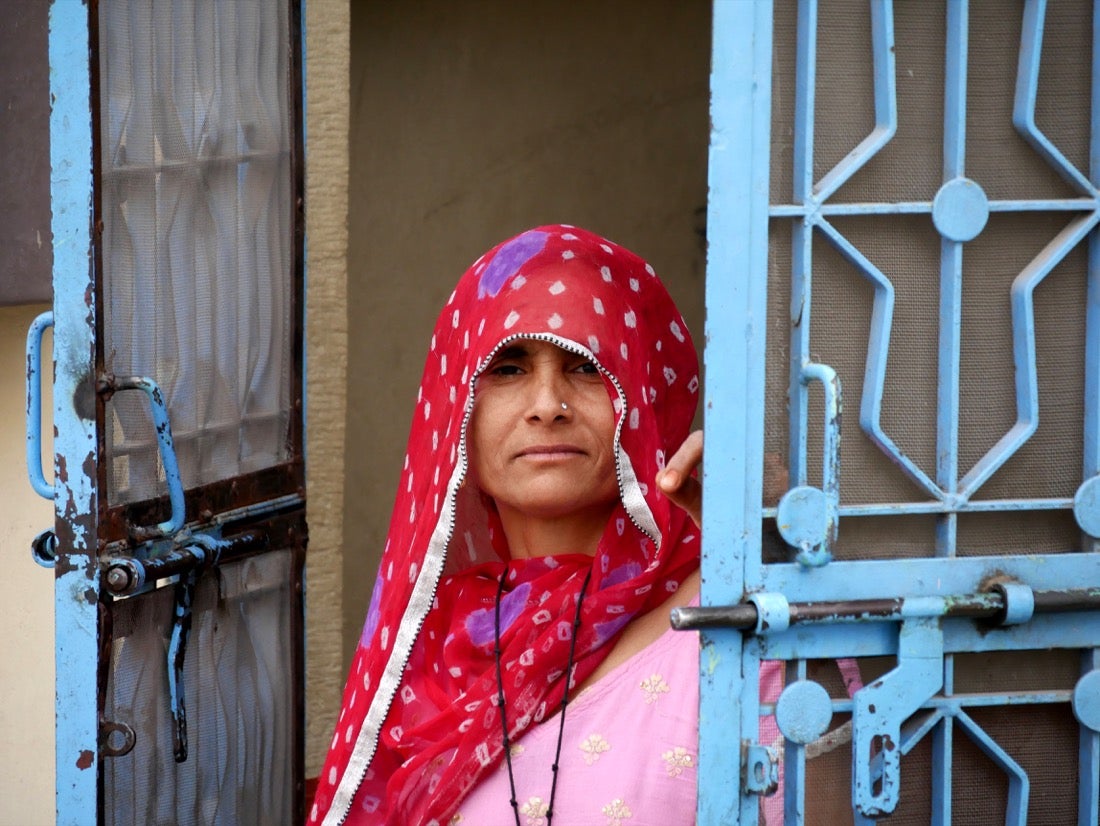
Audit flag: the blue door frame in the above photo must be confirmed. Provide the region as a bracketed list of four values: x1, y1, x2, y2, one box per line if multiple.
[46, 4, 100, 817]
[695, 1, 1100, 822]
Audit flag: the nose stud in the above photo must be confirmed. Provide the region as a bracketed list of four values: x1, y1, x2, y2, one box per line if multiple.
[561, 402, 569, 411]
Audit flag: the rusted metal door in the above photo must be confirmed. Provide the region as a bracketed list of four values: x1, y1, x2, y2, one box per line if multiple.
[29, 2, 306, 823]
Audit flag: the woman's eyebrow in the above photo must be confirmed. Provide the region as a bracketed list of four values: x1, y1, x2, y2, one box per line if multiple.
[491, 344, 532, 361]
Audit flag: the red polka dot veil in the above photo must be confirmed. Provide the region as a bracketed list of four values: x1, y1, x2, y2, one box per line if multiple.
[312, 226, 700, 825]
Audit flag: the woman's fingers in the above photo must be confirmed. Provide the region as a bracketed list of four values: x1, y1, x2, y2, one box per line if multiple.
[657, 430, 703, 527]
[662, 475, 702, 528]
[665, 430, 703, 478]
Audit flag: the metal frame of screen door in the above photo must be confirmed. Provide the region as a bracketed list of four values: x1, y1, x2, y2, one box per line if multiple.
[40, 3, 308, 823]
[47, 4, 101, 816]
[696, 3, 774, 823]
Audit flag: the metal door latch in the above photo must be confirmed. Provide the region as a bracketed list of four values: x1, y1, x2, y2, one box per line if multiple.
[851, 617, 944, 817]
[101, 530, 266, 763]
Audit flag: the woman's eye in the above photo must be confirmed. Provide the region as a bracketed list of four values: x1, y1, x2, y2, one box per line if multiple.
[490, 363, 523, 376]
[573, 361, 599, 375]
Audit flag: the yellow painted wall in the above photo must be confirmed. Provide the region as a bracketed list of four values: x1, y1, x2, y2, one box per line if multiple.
[0, 303, 55, 825]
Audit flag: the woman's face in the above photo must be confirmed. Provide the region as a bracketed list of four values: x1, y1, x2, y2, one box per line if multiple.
[469, 339, 619, 536]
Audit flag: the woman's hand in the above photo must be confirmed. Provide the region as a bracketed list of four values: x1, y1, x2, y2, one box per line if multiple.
[656, 430, 703, 528]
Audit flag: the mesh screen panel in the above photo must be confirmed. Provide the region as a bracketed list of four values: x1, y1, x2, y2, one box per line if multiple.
[103, 551, 295, 825]
[98, 0, 294, 505]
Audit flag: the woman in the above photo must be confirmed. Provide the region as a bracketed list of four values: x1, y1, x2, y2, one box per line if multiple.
[311, 225, 714, 825]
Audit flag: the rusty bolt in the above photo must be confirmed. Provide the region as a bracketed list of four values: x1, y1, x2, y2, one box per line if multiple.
[105, 566, 132, 593]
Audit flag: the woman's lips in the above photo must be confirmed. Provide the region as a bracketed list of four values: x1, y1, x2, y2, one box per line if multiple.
[517, 444, 585, 458]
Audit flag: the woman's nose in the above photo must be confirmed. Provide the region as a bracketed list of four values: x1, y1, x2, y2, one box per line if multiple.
[527, 368, 570, 421]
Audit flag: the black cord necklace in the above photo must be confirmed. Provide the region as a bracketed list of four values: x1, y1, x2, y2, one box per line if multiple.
[494, 565, 593, 826]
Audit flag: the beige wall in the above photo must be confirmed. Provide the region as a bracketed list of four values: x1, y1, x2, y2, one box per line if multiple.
[304, 0, 351, 777]
[0, 303, 55, 825]
[343, 0, 712, 662]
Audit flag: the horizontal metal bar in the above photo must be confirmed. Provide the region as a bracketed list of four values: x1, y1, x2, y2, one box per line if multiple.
[101, 529, 267, 596]
[761, 497, 1072, 519]
[760, 689, 1074, 718]
[769, 198, 1098, 217]
[671, 587, 1100, 631]
[209, 492, 305, 525]
[771, 202, 933, 216]
[987, 199, 1100, 212]
[108, 409, 287, 456]
[102, 491, 303, 557]
[764, 554, 1100, 602]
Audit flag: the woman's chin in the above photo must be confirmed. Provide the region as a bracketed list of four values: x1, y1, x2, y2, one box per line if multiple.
[501, 490, 618, 524]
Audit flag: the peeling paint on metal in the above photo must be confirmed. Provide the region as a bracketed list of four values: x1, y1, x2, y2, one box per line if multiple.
[704, 641, 720, 676]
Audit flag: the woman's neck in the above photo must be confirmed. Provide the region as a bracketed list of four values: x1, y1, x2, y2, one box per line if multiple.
[496, 502, 614, 559]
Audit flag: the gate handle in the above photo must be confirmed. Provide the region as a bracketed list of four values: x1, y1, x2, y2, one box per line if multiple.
[25, 311, 54, 500]
[108, 375, 186, 540]
[777, 362, 842, 566]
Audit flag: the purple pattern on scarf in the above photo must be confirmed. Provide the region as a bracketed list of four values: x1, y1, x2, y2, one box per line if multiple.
[603, 561, 643, 588]
[593, 614, 632, 645]
[361, 574, 385, 647]
[478, 230, 549, 297]
[466, 581, 532, 646]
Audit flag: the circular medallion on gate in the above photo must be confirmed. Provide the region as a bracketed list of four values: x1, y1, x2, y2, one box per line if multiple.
[932, 177, 989, 242]
[1072, 475, 1100, 538]
[776, 485, 829, 553]
[775, 679, 833, 745]
[1072, 671, 1100, 732]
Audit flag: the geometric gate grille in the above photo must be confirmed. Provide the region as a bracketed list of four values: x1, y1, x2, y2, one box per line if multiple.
[694, 1, 1100, 823]
[766, 0, 1093, 560]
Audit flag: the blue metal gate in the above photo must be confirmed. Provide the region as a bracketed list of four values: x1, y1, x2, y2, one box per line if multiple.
[690, 1, 1100, 822]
